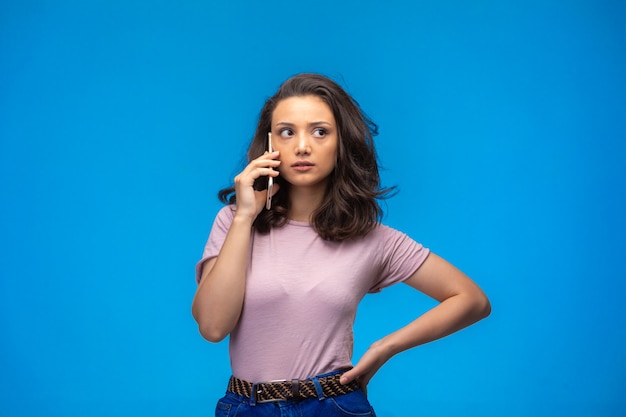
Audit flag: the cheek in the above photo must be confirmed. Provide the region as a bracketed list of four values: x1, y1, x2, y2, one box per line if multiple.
[322, 149, 338, 171]
[329, 144, 339, 165]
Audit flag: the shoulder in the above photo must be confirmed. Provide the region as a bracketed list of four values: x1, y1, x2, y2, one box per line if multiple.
[369, 222, 412, 241]
[215, 204, 236, 222]
[209, 204, 237, 233]
[368, 222, 426, 253]
[343, 222, 417, 249]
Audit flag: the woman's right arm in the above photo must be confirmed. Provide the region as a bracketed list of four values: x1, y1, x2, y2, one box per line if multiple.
[191, 151, 280, 342]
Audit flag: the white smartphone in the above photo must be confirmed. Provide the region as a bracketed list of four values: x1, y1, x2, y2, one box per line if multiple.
[265, 132, 273, 210]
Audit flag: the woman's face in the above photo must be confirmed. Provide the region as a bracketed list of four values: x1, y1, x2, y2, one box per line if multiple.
[270, 95, 338, 191]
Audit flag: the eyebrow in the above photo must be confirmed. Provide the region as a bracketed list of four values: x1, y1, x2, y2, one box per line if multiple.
[275, 121, 333, 127]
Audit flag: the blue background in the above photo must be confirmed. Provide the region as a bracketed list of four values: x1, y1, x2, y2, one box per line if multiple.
[1, 1, 625, 416]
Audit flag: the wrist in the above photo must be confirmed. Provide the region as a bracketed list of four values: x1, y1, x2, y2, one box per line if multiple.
[371, 337, 398, 361]
[232, 212, 256, 227]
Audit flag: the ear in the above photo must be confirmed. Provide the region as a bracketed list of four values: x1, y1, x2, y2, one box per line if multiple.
[270, 182, 281, 197]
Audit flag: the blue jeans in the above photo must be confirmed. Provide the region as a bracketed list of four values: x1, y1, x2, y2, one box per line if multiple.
[214, 370, 377, 417]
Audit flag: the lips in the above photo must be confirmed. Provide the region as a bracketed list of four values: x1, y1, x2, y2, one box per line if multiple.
[291, 160, 314, 167]
[291, 160, 315, 172]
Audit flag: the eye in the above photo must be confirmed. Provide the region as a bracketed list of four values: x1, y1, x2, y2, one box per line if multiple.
[312, 128, 327, 137]
[279, 128, 294, 138]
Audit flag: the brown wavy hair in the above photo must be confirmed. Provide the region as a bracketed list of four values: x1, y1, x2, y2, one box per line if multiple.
[218, 73, 394, 241]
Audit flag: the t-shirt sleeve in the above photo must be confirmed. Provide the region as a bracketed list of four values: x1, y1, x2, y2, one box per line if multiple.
[194, 205, 235, 284]
[368, 226, 430, 293]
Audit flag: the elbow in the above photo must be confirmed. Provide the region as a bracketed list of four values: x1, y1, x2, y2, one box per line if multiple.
[475, 292, 491, 320]
[197, 323, 230, 343]
[192, 307, 230, 343]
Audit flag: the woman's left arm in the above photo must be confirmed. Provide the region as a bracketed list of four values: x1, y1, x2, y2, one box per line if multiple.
[340, 252, 491, 388]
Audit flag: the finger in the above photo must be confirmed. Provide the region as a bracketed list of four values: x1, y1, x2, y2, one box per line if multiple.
[246, 162, 281, 181]
[340, 369, 370, 395]
[237, 166, 279, 189]
[244, 152, 280, 172]
[254, 150, 280, 162]
[339, 368, 357, 385]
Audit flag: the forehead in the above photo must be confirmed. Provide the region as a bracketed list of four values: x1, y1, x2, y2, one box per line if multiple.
[272, 95, 335, 124]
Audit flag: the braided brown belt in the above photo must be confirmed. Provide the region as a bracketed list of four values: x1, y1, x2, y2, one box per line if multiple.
[227, 373, 361, 403]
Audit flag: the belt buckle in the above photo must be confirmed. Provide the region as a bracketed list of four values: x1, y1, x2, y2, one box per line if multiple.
[254, 379, 288, 404]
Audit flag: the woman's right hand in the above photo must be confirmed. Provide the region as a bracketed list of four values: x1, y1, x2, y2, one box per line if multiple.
[193, 151, 281, 342]
[233, 151, 281, 221]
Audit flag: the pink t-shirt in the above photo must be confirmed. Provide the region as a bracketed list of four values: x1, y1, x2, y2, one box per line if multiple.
[196, 205, 429, 382]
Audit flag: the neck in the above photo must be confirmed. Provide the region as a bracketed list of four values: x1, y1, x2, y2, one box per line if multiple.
[288, 185, 326, 222]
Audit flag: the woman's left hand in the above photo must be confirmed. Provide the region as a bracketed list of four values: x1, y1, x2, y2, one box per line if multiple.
[339, 252, 491, 393]
[339, 340, 392, 392]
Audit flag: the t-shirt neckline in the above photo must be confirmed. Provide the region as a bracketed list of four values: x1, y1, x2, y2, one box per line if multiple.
[286, 219, 312, 227]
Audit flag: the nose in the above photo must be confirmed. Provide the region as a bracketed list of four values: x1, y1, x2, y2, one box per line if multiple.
[295, 133, 311, 155]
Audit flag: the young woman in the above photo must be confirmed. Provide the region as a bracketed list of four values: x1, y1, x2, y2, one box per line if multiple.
[192, 73, 491, 416]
